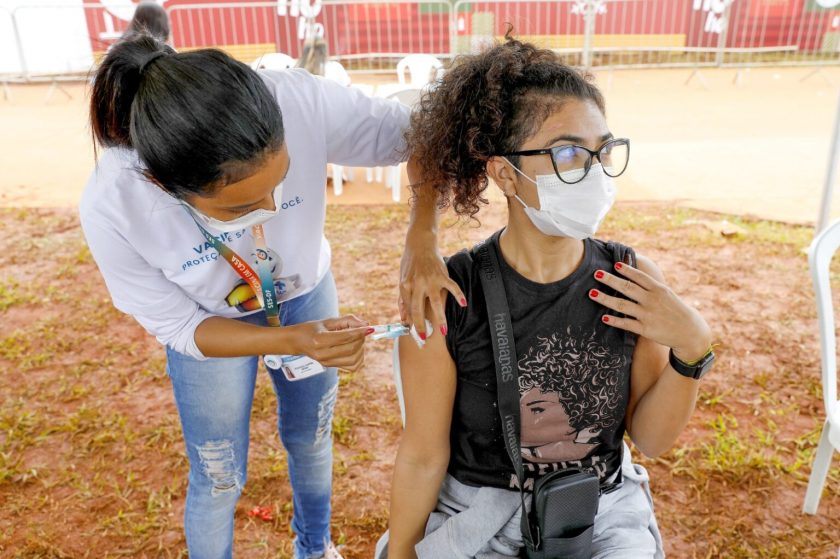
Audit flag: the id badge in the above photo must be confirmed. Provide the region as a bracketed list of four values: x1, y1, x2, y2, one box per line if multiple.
[263, 354, 326, 381]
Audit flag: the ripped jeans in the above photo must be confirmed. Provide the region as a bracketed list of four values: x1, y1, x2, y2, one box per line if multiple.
[166, 271, 339, 559]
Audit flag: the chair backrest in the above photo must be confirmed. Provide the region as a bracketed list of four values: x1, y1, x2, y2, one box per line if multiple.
[324, 60, 351, 87]
[808, 218, 840, 413]
[392, 337, 406, 427]
[385, 87, 422, 109]
[250, 52, 296, 71]
[396, 54, 443, 87]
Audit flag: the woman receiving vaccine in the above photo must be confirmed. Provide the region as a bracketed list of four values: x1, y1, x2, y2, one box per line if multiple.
[386, 36, 715, 558]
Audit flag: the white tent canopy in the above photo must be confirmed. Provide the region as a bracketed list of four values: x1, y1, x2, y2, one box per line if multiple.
[818, 90, 840, 233]
[1, 0, 94, 76]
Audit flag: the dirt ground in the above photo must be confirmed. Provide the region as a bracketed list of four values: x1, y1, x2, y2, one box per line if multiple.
[2, 60, 840, 557]
[2, 66, 840, 223]
[0, 198, 839, 558]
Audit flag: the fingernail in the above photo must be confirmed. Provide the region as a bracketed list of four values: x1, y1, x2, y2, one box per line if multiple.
[419, 332, 427, 341]
[615, 262, 623, 270]
[441, 325, 448, 336]
[460, 298, 467, 307]
[594, 270, 605, 279]
[590, 289, 599, 298]
[366, 328, 375, 335]
[602, 316, 610, 323]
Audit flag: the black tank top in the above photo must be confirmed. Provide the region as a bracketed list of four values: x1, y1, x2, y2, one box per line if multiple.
[443, 230, 637, 491]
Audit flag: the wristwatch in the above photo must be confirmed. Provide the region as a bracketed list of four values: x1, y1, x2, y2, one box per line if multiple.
[669, 348, 715, 380]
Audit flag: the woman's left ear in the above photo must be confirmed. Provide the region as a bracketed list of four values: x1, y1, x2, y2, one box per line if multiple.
[486, 156, 519, 198]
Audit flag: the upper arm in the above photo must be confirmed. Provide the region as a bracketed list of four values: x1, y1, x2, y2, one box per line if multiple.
[317, 76, 411, 167]
[625, 253, 670, 435]
[397, 328, 457, 465]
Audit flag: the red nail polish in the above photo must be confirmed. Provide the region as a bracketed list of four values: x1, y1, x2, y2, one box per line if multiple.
[419, 332, 427, 341]
[595, 271, 605, 280]
[615, 262, 623, 270]
[441, 325, 448, 336]
[590, 289, 599, 298]
[366, 328, 375, 335]
[460, 298, 467, 307]
[602, 316, 610, 323]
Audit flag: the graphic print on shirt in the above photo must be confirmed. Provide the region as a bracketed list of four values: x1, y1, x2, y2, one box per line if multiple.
[224, 247, 304, 311]
[515, 327, 626, 483]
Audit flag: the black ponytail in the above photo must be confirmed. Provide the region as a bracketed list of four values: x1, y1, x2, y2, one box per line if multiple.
[90, 33, 285, 199]
[125, 1, 170, 43]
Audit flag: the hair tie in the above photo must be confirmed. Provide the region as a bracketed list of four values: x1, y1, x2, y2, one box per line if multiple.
[138, 51, 167, 75]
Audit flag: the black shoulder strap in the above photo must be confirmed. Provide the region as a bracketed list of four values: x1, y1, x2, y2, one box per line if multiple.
[472, 236, 538, 548]
[607, 240, 636, 269]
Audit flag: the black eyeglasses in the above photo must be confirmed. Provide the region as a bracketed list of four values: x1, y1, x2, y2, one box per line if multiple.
[503, 138, 630, 185]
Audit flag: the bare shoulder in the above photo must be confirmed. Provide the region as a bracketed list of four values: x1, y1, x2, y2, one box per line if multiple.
[398, 328, 457, 412]
[634, 253, 666, 283]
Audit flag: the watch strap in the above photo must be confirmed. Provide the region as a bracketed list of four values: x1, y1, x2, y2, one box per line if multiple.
[669, 348, 714, 379]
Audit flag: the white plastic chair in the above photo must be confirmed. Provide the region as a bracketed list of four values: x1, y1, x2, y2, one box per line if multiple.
[803, 218, 840, 515]
[330, 165, 357, 196]
[396, 54, 443, 88]
[376, 343, 403, 557]
[386, 87, 423, 108]
[250, 53, 295, 71]
[324, 60, 351, 87]
[378, 88, 423, 202]
[323, 59, 354, 196]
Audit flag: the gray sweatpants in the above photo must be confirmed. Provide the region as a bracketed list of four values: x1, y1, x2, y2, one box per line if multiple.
[376, 444, 665, 559]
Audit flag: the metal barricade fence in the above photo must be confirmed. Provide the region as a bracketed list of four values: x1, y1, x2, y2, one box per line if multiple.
[719, 0, 840, 67]
[452, 0, 588, 67]
[315, 0, 453, 72]
[4, 0, 840, 82]
[452, 0, 840, 70]
[167, 2, 299, 65]
[166, 0, 453, 72]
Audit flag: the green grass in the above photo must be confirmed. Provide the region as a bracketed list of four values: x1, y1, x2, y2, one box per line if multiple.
[1, 204, 837, 558]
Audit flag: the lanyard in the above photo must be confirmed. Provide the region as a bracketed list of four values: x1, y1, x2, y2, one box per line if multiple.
[189, 215, 281, 327]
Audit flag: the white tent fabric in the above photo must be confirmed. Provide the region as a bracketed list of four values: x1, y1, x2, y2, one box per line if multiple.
[817, 91, 840, 233]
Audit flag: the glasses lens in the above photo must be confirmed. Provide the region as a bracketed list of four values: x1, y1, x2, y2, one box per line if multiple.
[552, 145, 591, 183]
[600, 140, 629, 177]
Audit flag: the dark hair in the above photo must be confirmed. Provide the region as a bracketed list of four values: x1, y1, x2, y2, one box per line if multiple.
[90, 33, 285, 199]
[518, 330, 625, 433]
[125, 2, 170, 42]
[406, 32, 606, 219]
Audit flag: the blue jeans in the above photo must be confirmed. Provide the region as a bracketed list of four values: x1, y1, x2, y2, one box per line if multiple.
[166, 272, 339, 559]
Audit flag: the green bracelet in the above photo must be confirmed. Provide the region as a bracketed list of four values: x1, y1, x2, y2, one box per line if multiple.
[677, 344, 716, 367]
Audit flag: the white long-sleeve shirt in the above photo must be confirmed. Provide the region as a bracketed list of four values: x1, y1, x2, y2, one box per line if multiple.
[80, 69, 410, 359]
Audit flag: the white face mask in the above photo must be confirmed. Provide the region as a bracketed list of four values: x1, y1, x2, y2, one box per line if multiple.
[185, 183, 284, 233]
[505, 160, 616, 240]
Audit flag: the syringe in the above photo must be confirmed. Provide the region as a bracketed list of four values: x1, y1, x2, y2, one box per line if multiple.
[370, 323, 409, 341]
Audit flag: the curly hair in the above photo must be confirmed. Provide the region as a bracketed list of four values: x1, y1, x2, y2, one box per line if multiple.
[405, 30, 605, 219]
[517, 329, 625, 433]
